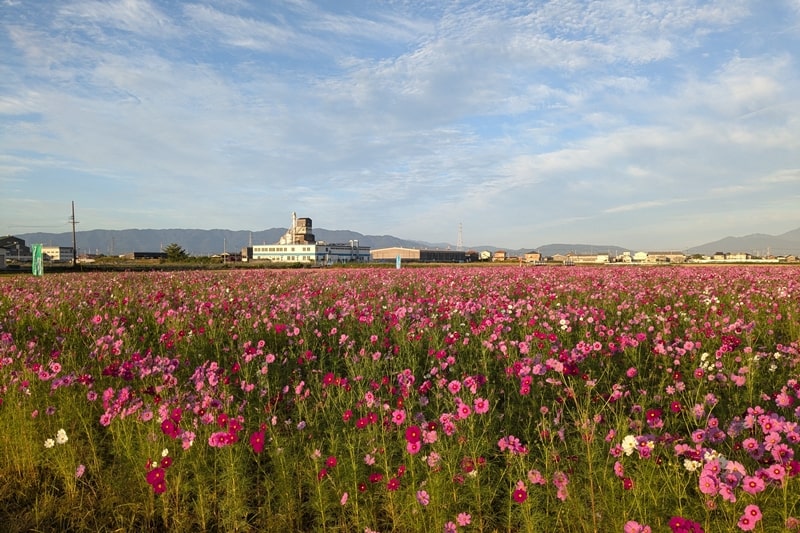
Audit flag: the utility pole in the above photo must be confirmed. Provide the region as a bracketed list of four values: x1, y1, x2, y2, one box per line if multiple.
[69, 201, 79, 267]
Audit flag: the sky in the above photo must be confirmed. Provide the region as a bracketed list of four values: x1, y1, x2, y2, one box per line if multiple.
[2, 0, 800, 251]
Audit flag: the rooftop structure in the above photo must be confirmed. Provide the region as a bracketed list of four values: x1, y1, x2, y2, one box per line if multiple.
[243, 213, 370, 264]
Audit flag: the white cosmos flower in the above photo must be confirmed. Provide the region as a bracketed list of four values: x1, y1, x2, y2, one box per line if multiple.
[621, 435, 637, 456]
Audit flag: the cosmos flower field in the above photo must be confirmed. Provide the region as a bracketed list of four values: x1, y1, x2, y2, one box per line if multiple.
[1, 265, 799, 532]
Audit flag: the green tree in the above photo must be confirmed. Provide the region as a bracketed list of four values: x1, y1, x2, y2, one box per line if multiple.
[163, 243, 189, 262]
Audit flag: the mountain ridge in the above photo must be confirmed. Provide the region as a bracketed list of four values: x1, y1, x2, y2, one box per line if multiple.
[13, 225, 800, 258]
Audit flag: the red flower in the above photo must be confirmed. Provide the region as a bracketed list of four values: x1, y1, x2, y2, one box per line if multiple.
[387, 477, 400, 491]
[646, 408, 662, 422]
[325, 456, 337, 468]
[249, 430, 265, 454]
[152, 479, 167, 495]
[160, 419, 179, 438]
[512, 488, 528, 503]
[146, 467, 165, 486]
[405, 425, 422, 444]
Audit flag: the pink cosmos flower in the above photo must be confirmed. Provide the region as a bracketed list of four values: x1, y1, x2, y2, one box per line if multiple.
[624, 521, 652, 533]
[473, 397, 489, 414]
[741, 475, 765, 495]
[698, 475, 718, 495]
[766, 463, 787, 482]
[406, 440, 422, 455]
[527, 469, 546, 485]
[457, 513, 471, 526]
[416, 490, 430, 506]
[391, 409, 406, 425]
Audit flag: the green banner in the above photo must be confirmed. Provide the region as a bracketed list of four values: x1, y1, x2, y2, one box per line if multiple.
[31, 244, 43, 276]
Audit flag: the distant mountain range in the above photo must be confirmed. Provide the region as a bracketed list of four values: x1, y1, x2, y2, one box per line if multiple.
[14, 226, 800, 258]
[685, 227, 800, 256]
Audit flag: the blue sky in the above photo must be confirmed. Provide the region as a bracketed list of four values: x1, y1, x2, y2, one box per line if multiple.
[2, 0, 799, 251]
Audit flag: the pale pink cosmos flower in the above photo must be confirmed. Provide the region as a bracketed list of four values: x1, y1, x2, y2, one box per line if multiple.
[698, 474, 718, 495]
[624, 521, 652, 533]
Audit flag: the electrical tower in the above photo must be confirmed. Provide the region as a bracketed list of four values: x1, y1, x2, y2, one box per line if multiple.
[457, 223, 463, 251]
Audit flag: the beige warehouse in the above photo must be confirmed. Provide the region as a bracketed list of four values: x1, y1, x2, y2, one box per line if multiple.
[371, 247, 476, 263]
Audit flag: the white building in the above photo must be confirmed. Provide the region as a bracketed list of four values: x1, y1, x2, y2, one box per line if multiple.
[249, 243, 369, 264]
[243, 213, 370, 264]
[42, 246, 74, 262]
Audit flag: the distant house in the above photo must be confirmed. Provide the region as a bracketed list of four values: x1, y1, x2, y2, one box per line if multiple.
[569, 253, 609, 264]
[492, 250, 507, 262]
[645, 252, 686, 263]
[524, 251, 542, 263]
[726, 252, 750, 262]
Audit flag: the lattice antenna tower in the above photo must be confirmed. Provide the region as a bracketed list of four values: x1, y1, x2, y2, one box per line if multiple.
[457, 222, 463, 251]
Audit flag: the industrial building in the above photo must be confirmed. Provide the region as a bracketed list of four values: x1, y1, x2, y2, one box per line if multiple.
[370, 247, 477, 263]
[242, 213, 370, 264]
[0, 236, 30, 261]
[42, 246, 75, 262]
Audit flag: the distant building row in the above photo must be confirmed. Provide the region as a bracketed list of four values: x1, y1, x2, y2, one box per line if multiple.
[0, 236, 75, 269]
